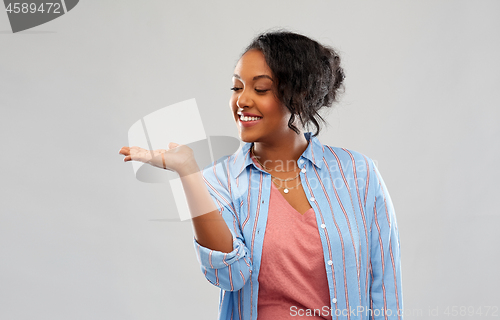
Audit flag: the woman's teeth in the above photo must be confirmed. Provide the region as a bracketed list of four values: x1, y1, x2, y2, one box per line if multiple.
[240, 115, 262, 122]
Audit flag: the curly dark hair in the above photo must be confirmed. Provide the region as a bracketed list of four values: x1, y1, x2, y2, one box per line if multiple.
[244, 30, 345, 136]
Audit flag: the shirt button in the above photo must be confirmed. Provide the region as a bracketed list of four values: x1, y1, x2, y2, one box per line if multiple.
[299, 159, 304, 164]
[327, 260, 333, 265]
[321, 224, 326, 229]
[301, 168, 306, 173]
[332, 298, 337, 304]
[310, 197, 315, 202]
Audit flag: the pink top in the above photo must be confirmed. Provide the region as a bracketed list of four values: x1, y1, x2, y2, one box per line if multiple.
[257, 182, 332, 319]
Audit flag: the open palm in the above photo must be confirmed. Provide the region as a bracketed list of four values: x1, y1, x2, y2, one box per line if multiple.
[118, 142, 197, 175]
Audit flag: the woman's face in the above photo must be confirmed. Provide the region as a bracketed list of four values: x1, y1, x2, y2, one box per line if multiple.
[230, 49, 292, 143]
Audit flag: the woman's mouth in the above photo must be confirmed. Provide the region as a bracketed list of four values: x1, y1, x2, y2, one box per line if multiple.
[238, 114, 263, 127]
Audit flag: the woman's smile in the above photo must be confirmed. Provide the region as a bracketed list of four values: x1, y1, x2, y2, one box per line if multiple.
[238, 112, 263, 127]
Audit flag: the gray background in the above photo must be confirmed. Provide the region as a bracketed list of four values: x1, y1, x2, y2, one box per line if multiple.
[1, 1, 499, 319]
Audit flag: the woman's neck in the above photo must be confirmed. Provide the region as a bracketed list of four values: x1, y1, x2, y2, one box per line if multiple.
[252, 131, 309, 171]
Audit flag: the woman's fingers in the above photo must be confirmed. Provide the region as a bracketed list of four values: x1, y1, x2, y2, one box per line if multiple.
[120, 147, 142, 162]
[119, 146, 130, 155]
[119, 147, 132, 162]
[119, 145, 159, 166]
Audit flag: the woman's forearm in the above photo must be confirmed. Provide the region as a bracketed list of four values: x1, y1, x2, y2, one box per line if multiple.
[179, 162, 233, 253]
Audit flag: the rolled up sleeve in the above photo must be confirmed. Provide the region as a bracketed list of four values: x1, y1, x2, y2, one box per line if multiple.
[193, 160, 252, 292]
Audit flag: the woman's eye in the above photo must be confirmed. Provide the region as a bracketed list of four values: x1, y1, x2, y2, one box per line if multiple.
[230, 87, 242, 92]
[255, 89, 270, 93]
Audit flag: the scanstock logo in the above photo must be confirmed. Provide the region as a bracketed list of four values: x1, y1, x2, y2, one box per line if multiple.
[3, 0, 79, 33]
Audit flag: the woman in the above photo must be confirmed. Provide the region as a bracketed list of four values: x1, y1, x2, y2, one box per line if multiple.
[119, 31, 403, 320]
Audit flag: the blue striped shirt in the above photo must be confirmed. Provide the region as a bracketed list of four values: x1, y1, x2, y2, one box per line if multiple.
[194, 132, 403, 320]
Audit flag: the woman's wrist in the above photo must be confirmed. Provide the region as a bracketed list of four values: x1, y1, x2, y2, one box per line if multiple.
[176, 158, 200, 177]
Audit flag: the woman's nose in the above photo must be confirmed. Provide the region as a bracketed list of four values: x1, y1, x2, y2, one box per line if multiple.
[236, 89, 252, 109]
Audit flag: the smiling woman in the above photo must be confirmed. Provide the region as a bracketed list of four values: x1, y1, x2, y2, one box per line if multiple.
[119, 30, 403, 320]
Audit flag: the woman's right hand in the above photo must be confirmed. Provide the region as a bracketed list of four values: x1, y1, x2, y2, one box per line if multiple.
[118, 142, 199, 175]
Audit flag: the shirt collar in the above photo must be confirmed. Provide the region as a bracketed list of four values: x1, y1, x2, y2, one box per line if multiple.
[230, 132, 325, 178]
